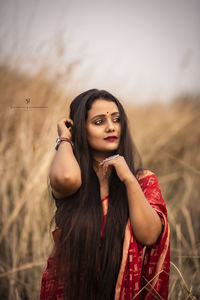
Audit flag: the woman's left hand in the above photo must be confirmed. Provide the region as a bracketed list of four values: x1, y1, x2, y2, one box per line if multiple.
[100, 155, 134, 183]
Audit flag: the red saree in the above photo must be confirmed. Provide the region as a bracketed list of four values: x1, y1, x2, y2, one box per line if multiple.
[40, 173, 170, 300]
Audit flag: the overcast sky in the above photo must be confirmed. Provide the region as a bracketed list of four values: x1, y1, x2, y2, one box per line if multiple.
[0, 0, 200, 103]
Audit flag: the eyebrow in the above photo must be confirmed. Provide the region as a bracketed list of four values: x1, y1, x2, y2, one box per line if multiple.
[90, 112, 120, 121]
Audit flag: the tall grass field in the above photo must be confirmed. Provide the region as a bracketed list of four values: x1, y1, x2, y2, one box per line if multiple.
[0, 62, 199, 299]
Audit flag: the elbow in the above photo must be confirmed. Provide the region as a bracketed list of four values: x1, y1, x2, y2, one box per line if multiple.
[131, 222, 163, 247]
[49, 170, 82, 193]
[64, 175, 82, 190]
[63, 174, 82, 191]
[135, 234, 159, 247]
[143, 226, 163, 246]
[136, 233, 160, 247]
[143, 235, 160, 246]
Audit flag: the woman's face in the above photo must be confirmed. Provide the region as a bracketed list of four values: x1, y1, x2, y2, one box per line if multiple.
[85, 99, 121, 158]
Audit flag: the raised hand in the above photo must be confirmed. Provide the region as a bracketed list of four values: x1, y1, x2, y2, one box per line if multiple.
[57, 118, 73, 139]
[100, 155, 134, 183]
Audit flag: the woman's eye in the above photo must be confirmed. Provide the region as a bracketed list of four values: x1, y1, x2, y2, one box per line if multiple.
[94, 119, 103, 125]
[113, 117, 120, 122]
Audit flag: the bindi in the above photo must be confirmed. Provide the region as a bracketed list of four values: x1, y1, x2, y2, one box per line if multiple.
[107, 112, 109, 114]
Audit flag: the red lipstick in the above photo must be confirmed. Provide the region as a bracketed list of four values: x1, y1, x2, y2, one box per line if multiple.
[104, 136, 118, 141]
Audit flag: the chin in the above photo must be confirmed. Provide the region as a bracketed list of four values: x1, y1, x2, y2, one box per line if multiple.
[90, 142, 119, 153]
[100, 146, 119, 152]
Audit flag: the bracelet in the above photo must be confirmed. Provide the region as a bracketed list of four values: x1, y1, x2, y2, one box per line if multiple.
[55, 137, 74, 150]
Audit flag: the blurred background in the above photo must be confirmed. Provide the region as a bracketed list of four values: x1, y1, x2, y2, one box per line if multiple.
[0, 0, 199, 299]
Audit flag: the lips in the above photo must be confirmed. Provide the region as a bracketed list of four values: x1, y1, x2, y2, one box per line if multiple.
[104, 136, 118, 141]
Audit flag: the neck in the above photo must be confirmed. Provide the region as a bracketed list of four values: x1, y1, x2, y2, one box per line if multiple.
[92, 158, 102, 173]
[91, 150, 115, 164]
[92, 155, 113, 182]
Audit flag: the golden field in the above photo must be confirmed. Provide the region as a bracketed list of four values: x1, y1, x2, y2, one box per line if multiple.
[0, 61, 199, 299]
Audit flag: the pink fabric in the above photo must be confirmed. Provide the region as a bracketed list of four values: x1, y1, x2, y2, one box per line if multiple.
[40, 174, 170, 299]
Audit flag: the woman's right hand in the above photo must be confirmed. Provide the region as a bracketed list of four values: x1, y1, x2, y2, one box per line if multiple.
[57, 118, 73, 139]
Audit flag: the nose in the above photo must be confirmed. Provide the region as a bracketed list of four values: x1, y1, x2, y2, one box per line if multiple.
[105, 119, 115, 132]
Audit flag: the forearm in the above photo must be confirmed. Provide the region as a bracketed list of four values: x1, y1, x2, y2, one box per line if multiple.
[124, 175, 162, 246]
[50, 141, 82, 192]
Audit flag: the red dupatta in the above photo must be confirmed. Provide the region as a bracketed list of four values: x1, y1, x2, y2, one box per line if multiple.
[114, 174, 170, 300]
[40, 173, 170, 300]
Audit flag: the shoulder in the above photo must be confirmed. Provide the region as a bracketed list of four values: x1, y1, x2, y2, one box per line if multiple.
[136, 168, 155, 181]
[136, 169, 167, 216]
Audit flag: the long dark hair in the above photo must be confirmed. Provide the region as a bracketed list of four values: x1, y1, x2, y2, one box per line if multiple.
[54, 89, 141, 299]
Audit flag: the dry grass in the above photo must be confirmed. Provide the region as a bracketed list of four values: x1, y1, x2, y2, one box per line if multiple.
[0, 60, 199, 299]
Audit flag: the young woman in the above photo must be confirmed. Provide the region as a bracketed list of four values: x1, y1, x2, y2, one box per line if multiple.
[40, 89, 170, 300]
